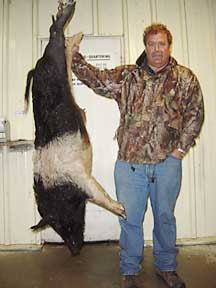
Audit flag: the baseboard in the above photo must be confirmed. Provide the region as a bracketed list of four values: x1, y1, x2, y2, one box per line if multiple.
[0, 244, 43, 252]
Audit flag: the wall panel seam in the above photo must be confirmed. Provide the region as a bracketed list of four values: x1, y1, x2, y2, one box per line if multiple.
[2, 0, 9, 117]
[122, 0, 130, 63]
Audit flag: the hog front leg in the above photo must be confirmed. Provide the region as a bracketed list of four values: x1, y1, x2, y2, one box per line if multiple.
[83, 176, 126, 219]
[65, 33, 83, 89]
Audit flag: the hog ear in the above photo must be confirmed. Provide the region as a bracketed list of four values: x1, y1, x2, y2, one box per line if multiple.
[52, 15, 55, 24]
[136, 50, 146, 66]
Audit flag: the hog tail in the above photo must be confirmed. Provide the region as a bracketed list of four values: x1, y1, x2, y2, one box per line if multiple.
[24, 69, 34, 113]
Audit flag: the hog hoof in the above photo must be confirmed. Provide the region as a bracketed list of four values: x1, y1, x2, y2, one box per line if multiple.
[112, 201, 126, 219]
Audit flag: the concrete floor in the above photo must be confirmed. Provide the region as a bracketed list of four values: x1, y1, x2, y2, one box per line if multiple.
[0, 242, 216, 288]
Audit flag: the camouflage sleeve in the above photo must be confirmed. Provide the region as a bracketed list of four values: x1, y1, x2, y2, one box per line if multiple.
[178, 73, 204, 152]
[72, 52, 130, 100]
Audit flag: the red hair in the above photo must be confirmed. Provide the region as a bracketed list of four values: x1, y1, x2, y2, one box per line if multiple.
[143, 23, 173, 46]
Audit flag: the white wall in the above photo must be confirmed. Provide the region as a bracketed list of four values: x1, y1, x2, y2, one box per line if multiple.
[0, 0, 3, 117]
[0, 147, 40, 245]
[0, 0, 216, 245]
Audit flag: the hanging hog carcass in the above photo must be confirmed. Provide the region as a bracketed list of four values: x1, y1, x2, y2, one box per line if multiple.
[24, 0, 126, 255]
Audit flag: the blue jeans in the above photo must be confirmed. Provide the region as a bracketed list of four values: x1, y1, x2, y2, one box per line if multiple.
[114, 156, 182, 275]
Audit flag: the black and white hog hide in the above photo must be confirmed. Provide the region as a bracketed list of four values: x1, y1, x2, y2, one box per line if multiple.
[24, 0, 125, 255]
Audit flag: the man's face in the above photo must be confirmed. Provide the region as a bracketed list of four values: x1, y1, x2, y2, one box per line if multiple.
[145, 32, 171, 71]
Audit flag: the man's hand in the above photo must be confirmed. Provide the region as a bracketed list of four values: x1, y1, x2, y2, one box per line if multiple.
[171, 148, 185, 159]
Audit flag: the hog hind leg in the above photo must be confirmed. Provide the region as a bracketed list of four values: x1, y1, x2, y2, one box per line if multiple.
[55, 0, 76, 28]
[44, 0, 76, 76]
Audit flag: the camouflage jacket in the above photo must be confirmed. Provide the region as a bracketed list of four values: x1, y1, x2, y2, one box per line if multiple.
[72, 52, 204, 164]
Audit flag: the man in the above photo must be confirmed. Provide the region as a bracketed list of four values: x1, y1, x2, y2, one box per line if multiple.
[71, 24, 204, 288]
